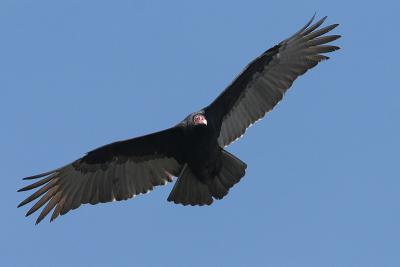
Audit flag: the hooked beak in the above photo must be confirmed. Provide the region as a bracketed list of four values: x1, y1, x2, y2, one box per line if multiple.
[194, 114, 208, 126]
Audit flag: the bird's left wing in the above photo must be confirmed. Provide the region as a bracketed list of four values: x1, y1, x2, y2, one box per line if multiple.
[18, 127, 184, 224]
[205, 15, 341, 147]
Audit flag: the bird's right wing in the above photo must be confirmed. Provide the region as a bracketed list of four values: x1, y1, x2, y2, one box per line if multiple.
[205, 15, 341, 147]
[18, 126, 185, 224]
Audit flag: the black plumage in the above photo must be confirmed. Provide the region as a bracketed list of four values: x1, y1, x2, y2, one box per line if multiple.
[18, 15, 341, 224]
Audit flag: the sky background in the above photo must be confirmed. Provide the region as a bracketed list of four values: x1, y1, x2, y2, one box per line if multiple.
[1, 1, 399, 266]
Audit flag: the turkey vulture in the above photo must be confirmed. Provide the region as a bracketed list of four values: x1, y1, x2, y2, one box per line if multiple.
[18, 15, 341, 224]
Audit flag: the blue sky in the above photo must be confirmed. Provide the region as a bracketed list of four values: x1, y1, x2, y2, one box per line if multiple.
[2, 0, 399, 266]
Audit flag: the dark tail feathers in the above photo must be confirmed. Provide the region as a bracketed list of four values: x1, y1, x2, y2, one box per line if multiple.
[167, 150, 247, 205]
[208, 150, 247, 200]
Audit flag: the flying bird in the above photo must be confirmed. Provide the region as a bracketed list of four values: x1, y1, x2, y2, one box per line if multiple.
[18, 15, 341, 224]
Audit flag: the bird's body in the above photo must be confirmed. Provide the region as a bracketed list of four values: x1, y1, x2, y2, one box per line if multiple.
[18, 15, 341, 224]
[181, 116, 221, 184]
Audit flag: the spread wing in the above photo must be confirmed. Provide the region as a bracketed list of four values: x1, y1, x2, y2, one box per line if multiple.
[205, 15, 341, 147]
[18, 127, 184, 224]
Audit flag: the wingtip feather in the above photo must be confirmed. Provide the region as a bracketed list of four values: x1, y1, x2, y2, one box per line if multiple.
[23, 170, 55, 180]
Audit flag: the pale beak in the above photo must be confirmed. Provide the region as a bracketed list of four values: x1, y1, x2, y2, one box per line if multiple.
[202, 118, 208, 126]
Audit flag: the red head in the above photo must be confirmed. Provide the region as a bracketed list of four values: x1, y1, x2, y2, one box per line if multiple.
[193, 114, 207, 126]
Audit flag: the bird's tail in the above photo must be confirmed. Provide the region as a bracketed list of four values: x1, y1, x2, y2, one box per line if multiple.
[208, 150, 247, 200]
[167, 164, 213, 205]
[167, 150, 247, 205]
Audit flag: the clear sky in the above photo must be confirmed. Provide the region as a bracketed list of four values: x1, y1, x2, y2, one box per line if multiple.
[2, 1, 399, 266]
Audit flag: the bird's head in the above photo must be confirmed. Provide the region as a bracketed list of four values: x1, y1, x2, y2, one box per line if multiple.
[192, 113, 207, 126]
[180, 112, 208, 129]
